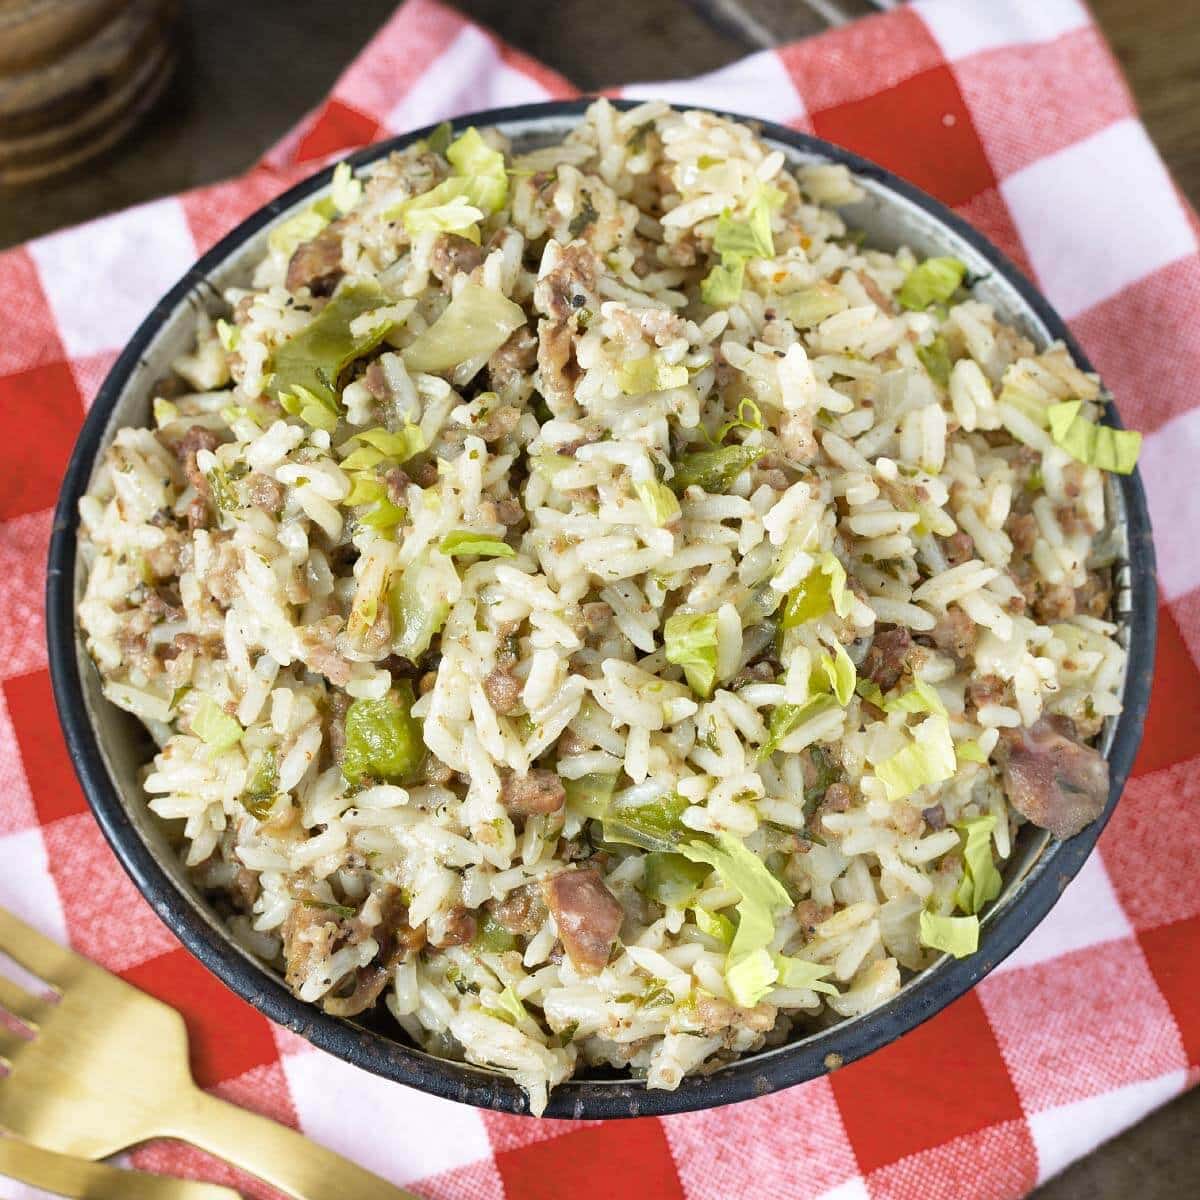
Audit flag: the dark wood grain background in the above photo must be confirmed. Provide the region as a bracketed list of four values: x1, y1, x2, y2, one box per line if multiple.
[0, 1, 1195, 1193]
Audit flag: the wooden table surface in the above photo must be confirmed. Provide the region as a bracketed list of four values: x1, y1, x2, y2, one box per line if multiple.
[0, 1, 1195, 1195]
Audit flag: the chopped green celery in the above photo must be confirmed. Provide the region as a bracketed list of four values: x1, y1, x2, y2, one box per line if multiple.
[402, 284, 526, 375]
[884, 679, 947, 719]
[530, 452, 574, 482]
[445, 127, 508, 213]
[348, 425, 427, 463]
[710, 398, 763, 445]
[670, 444, 763, 494]
[916, 335, 952, 387]
[279, 383, 338, 432]
[153, 397, 178, 427]
[782, 552, 851, 628]
[639, 852, 712, 906]
[439, 530, 515, 558]
[268, 208, 328, 258]
[303, 897, 357, 919]
[700, 258, 745, 306]
[725, 947, 777, 1008]
[216, 318, 240, 352]
[819, 643, 856, 706]
[563, 772, 618, 820]
[388, 553, 450, 661]
[405, 195, 485, 241]
[954, 814, 1003, 915]
[919, 910, 979, 958]
[955, 738, 987, 764]
[681, 833, 792, 1008]
[342, 682, 425, 785]
[331, 161, 363, 214]
[345, 478, 406, 531]
[757, 694, 837, 762]
[713, 186, 778, 263]
[602, 792, 691, 853]
[634, 479, 681, 527]
[491, 985, 527, 1025]
[692, 907, 735, 946]
[1046, 400, 1141, 475]
[897, 256, 967, 311]
[270, 281, 395, 414]
[773, 954, 838, 995]
[475, 913, 518, 953]
[616, 354, 689, 396]
[244, 749, 277, 797]
[781, 282, 849, 329]
[874, 714, 957, 802]
[205, 464, 239, 513]
[663, 610, 719, 698]
[426, 120, 453, 156]
[191, 696, 243, 751]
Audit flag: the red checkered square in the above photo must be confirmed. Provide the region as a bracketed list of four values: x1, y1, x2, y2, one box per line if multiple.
[811, 65, 996, 208]
[1126, 604, 1200, 777]
[329, 0, 467, 121]
[42, 812, 179, 971]
[0, 248, 66, 375]
[130, 1141, 286, 1200]
[781, 8, 943, 113]
[495, 1120, 684, 1200]
[180, 167, 295, 257]
[1073, 254, 1200, 435]
[3, 668, 88, 824]
[417, 1157, 507, 1200]
[0, 508, 52, 683]
[69, 351, 120, 412]
[481, 1110, 596, 1154]
[0, 362, 84, 520]
[291, 99, 382, 166]
[663, 1078, 859, 1200]
[1170, 585, 1200, 675]
[1100, 760, 1200, 931]
[952, 28, 1132, 182]
[865, 1119, 1036, 1200]
[831, 992, 1021, 1174]
[121, 947, 280, 1087]
[1139, 917, 1200, 1069]
[978, 939, 1187, 1113]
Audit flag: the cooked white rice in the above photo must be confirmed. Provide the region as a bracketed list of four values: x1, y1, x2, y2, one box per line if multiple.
[78, 100, 1127, 1114]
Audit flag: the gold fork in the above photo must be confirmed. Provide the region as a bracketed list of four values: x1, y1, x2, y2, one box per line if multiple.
[0, 1135, 241, 1199]
[0, 907, 422, 1200]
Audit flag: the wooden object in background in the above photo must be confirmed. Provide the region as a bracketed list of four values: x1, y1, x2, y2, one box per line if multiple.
[0, 0, 179, 186]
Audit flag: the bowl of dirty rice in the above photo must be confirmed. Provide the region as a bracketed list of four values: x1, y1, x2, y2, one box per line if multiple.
[48, 98, 1156, 1118]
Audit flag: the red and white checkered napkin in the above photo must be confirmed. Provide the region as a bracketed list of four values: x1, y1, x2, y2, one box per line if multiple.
[2, 0, 1198, 1196]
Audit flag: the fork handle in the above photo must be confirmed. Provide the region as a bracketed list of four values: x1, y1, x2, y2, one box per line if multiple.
[164, 1085, 422, 1200]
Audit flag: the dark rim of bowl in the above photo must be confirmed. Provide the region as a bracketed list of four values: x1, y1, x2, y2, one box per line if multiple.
[46, 97, 1157, 1120]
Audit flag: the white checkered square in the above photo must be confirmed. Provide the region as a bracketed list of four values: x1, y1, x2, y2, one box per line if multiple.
[281, 1047, 491, 1186]
[915, 0, 1088, 61]
[1029, 1071, 1187, 1184]
[990, 850, 1132, 976]
[813, 1179, 871, 1200]
[28, 198, 197, 359]
[384, 25, 552, 136]
[622, 50, 807, 127]
[0, 828, 67, 944]
[0, 688, 35, 836]
[1000, 119, 1196, 319]
[1139, 407, 1200, 601]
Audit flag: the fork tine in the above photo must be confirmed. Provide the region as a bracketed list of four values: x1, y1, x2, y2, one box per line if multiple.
[0, 908, 83, 990]
[0, 1019, 31, 1066]
[0, 974, 53, 1029]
